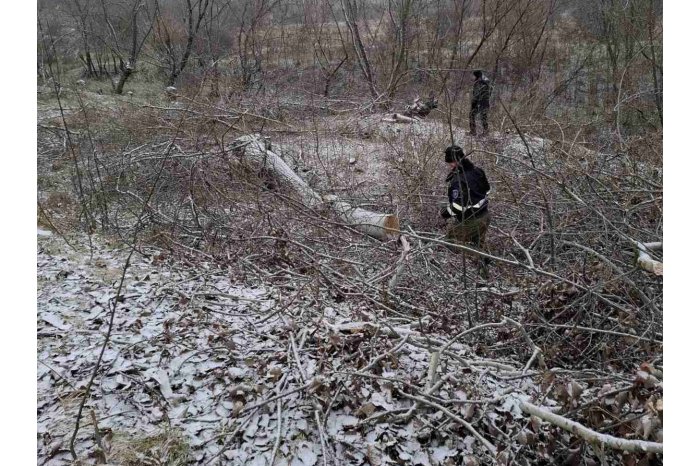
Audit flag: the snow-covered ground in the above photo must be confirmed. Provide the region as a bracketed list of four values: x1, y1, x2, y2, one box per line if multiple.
[37, 227, 528, 465]
[38, 229, 283, 463]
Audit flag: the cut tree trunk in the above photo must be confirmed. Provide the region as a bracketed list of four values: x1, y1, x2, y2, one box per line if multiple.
[382, 113, 419, 124]
[233, 134, 399, 240]
[636, 242, 662, 276]
[382, 96, 438, 123]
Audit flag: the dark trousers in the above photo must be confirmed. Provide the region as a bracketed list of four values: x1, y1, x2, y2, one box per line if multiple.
[469, 105, 489, 135]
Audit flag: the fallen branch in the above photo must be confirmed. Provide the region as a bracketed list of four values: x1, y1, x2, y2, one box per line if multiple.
[387, 235, 411, 291]
[359, 333, 410, 373]
[425, 351, 441, 390]
[505, 317, 547, 370]
[381, 113, 419, 123]
[520, 399, 663, 454]
[439, 320, 508, 355]
[562, 240, 659, 313]
[398, 389, 497, 456]
[241, 378, 317, 414]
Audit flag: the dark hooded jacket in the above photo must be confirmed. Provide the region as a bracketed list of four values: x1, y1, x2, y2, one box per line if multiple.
[444, 163, 490, 221]
[471, 76, 492, 109]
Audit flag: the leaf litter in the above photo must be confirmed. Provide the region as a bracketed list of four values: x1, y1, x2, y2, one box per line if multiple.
[37, 227, 662, 465]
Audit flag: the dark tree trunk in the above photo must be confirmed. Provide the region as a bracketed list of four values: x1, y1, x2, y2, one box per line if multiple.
[165, 0, 210, 87]
[114, 65, 133, 94]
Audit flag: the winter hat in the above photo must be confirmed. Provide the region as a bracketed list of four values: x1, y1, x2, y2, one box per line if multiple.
[473, 69, 483, 78]
[444, 145, 465, 163]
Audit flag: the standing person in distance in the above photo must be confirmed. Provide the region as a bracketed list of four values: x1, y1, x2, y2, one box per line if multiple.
[469, 70, 492, 136]
[440, 145, 492, 278]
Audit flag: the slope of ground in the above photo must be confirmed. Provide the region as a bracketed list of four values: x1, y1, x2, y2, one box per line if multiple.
[37, 90, 662, 465]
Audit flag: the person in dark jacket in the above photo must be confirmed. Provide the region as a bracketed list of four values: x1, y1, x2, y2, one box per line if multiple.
[469, 70, 491, 136]
[440, 145, 492, 276]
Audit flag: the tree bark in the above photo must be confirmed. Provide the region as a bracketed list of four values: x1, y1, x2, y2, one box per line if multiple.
[114, 64, 133, 94]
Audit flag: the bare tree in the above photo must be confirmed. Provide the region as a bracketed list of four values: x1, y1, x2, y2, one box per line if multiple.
[229, 0, 282, 90]
[67, 0, 101, 78]
[302, 0, 349, 97]
[383, 0, 414, 97]
[96, 0, 157, 94]
[153, 0, 211, 86]
[340, 0, 380, 99]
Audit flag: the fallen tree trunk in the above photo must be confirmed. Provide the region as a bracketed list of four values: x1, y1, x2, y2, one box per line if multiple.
[381, 96, 438, 123]
[233, 134, 399, 240]
[636, 242, 662, 276]
[381, 113, 419, 124]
